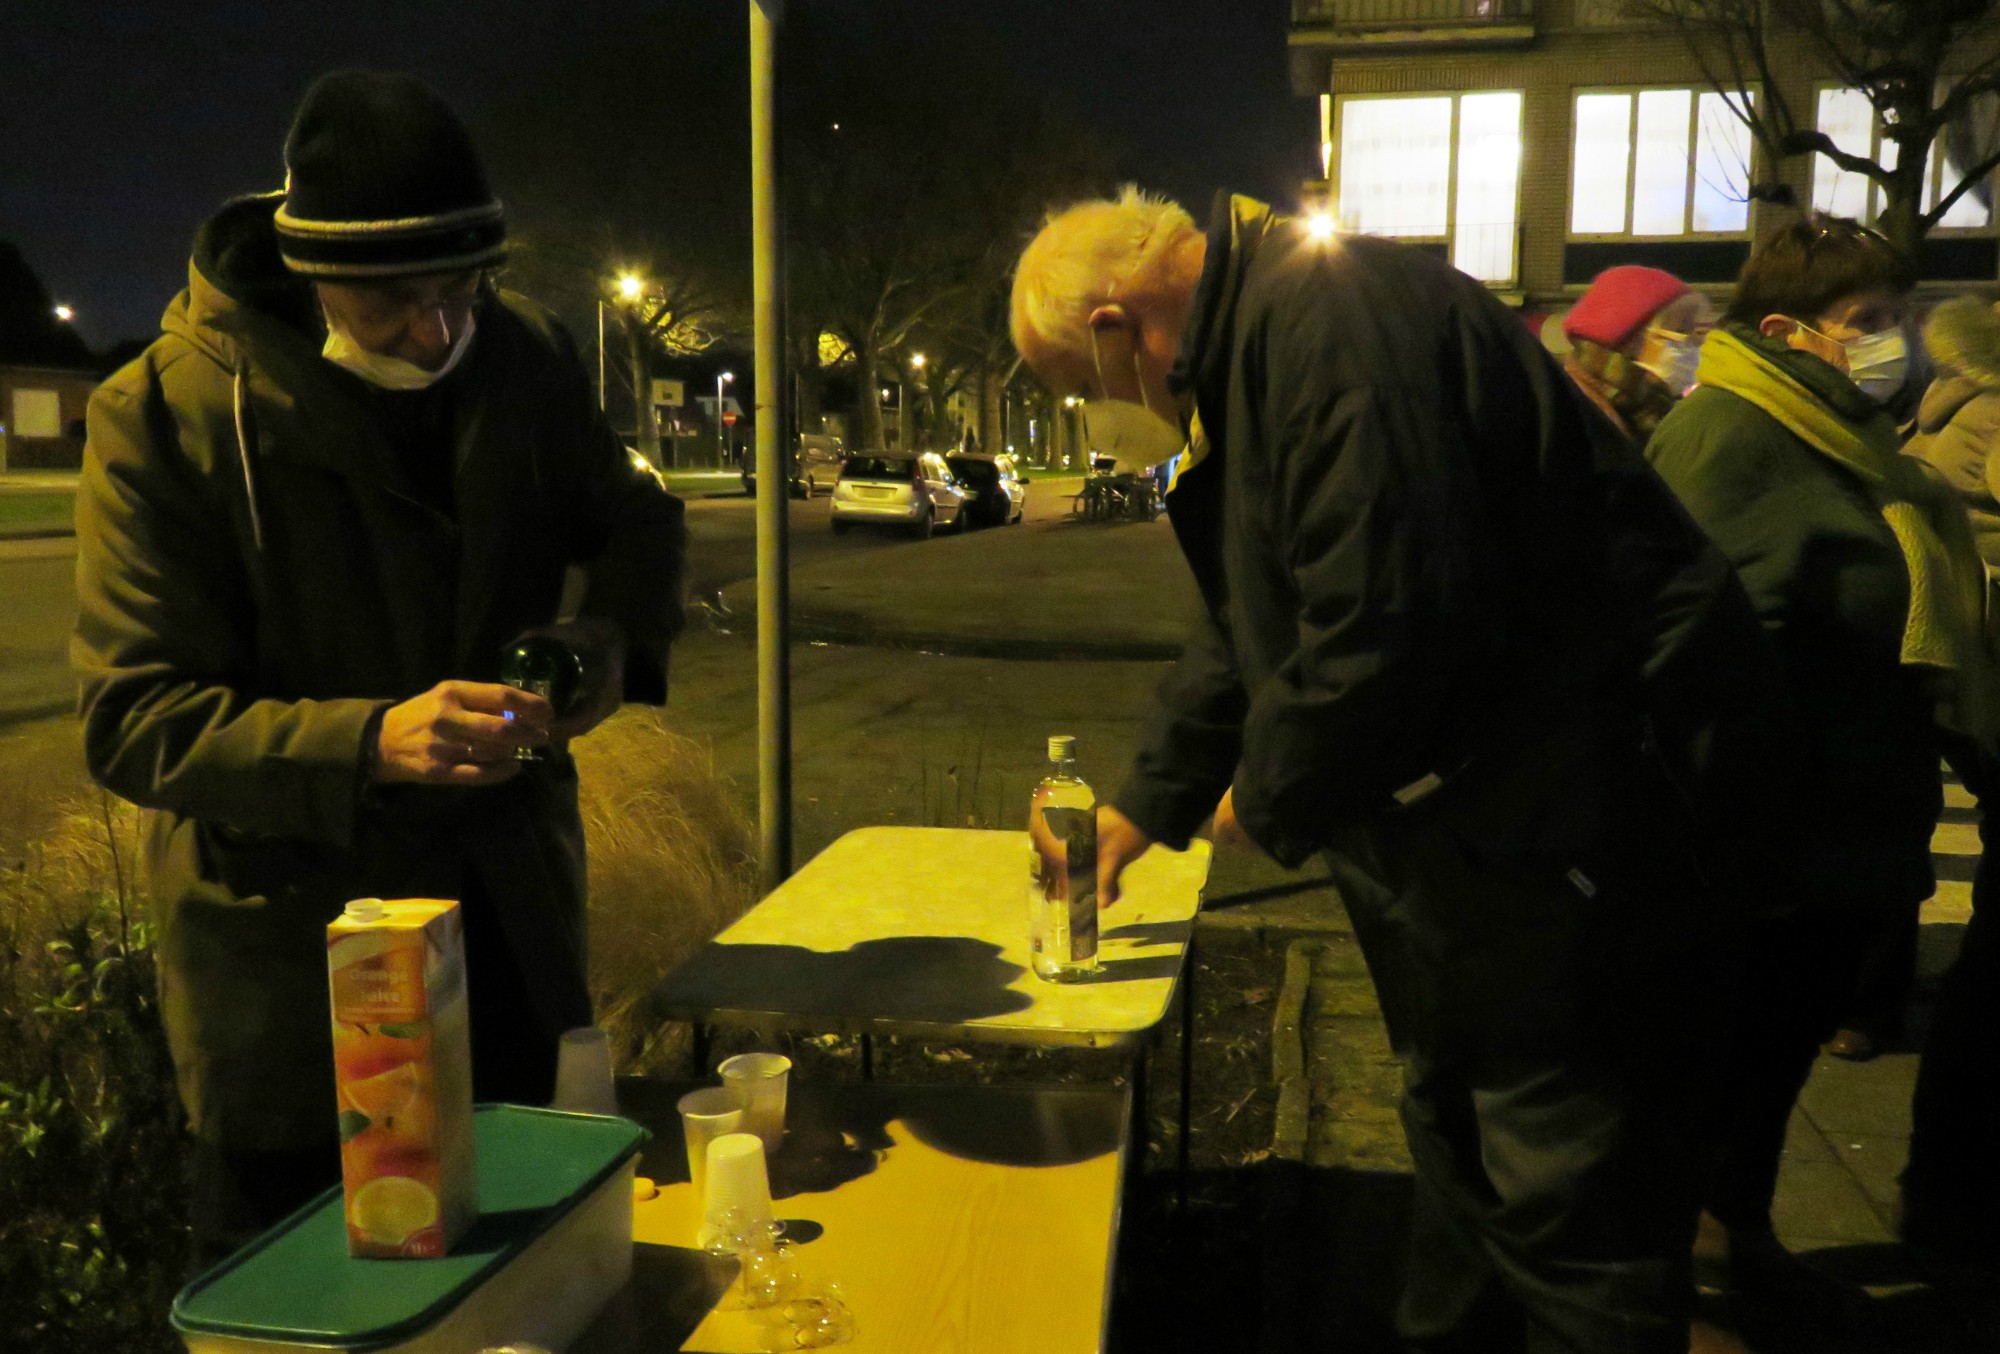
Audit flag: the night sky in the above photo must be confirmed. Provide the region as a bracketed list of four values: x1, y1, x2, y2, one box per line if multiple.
[3, 0, 1314, 351]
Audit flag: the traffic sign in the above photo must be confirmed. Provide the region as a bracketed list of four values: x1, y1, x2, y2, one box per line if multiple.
[723, 411, 739, 425]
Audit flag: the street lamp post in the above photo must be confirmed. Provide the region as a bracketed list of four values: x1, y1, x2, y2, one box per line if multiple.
[906, 352, 925, 451]
[717, 370, 735, 466]
[599, 272, 646, 416]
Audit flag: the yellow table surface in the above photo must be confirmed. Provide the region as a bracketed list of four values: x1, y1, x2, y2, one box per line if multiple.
[578, 1079, 1129, 1354]
[651, 827, 1213, 1049]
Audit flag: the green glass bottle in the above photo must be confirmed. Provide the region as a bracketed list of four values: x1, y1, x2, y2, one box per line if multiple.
[498, 636, 584, 761]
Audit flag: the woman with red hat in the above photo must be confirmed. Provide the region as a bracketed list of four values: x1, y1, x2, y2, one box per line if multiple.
[1560, 264, 1715, 446]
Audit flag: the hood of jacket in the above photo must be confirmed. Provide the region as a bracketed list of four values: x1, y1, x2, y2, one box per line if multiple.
[1925, 295, 2000, 390]
[166, 193, 326, 372]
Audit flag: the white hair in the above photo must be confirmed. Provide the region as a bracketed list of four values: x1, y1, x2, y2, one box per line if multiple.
[1010, 185, 1199, 369]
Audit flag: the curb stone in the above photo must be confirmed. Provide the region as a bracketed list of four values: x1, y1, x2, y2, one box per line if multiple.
[1271, 939, 1320, 1162]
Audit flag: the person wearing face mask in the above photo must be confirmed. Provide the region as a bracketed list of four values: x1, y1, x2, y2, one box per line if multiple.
[72, 70, 687, 1261]
[1895, 295, 2000, 1262]
[1014, 189, 1787, 1354]
[1559, 265, 1715, 447]
[1644, 218, 1995, 1324]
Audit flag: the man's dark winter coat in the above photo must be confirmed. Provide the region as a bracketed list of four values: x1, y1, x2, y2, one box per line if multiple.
[73, 194, 686, 1151]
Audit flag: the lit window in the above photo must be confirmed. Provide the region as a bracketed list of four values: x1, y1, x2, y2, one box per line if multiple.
[1335, 91, 1523, 285]
[1571, 88, 1755, 237]
[1811, 86, 1994, 230]
[1339, 97, 1452, 238]
[1455, 93, 1525, 283]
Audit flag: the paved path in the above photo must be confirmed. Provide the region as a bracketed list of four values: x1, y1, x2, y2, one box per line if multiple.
[1272, 771, 1996, 1351]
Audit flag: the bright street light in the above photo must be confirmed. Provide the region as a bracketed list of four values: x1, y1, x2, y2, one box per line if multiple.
[1304, 212, 1337, 242]
[617, 272, 644, 301]
[52, 305, 73, 322]
[717, 371, 735, 460]
[909, 352, 925, 370]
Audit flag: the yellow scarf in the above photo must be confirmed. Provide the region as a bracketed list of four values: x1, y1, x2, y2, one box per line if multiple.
[1697, 328, 1996, 740]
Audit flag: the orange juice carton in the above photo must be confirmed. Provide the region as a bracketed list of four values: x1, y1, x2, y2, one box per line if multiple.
[326, 897, 477, 1259]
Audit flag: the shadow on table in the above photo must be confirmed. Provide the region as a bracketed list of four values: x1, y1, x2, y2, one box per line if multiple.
[650, 935, 1034, 1026]
[619, 1077, 1127, 1211]
[1099, 919, 1194, 944]
[573, 1242, 736, 1353]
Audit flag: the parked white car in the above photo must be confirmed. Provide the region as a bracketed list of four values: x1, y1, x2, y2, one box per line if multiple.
[739, 432, 846, 498]
[830, 452, 967, 538]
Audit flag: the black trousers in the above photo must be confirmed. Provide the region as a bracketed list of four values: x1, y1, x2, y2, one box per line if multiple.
[1903, 743, 2000, 1246]
[1701, 907, 1879, 1234]
[1326, 818, 1725, 1354]
[188, 875, 585, 1270]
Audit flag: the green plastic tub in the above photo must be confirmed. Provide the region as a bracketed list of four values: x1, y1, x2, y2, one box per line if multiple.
[173, 1105, 647, 1353]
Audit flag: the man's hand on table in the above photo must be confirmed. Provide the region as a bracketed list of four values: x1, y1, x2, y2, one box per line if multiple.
[1207, 786, 1258, 852]
[374, 680, 550, 784]
[1097, 805, 1155, 907]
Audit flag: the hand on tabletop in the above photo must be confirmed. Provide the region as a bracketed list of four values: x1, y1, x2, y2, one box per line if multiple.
[1207, 787, 1257, 853]
[1097, 804, 1155, 907]
[374, 681, 550, 785]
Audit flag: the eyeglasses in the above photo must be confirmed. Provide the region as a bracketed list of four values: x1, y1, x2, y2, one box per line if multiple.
[1803, 217, 1890, 257]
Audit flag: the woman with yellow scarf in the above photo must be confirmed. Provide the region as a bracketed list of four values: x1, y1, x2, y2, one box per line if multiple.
[1645, 217, 1994, 1335]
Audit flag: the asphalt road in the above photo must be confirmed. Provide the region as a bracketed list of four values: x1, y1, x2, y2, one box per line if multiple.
[680, 476, 1079, 604]
[0, 477, 1084, 725]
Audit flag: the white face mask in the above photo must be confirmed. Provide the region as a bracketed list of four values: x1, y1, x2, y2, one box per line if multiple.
[321, 308, 476, 390]
[1636, 328, 1701, 397]
[1086, 329, 1186, 472]
[1841, 327, 1909, 403]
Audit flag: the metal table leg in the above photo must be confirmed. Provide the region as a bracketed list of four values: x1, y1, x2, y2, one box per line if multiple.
[1178, 929, 1196, 1214]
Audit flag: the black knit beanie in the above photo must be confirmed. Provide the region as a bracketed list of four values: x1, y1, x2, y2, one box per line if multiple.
[274, 70, 506, 279]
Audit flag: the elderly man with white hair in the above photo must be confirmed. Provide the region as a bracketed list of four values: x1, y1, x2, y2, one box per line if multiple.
[1013, 190, 1785, 1354]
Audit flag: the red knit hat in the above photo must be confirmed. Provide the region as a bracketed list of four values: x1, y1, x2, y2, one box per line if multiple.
[1563, 266, 1691, 348]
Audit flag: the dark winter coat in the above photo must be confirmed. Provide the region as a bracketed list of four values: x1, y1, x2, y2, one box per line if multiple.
[1646, 325, 1939, 913]
[1115, 196, 1779, 904]
[73, 193, 687, 1150]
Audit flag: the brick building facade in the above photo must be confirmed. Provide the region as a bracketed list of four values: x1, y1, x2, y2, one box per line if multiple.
[0, 364, 97, 471]
[1289, 0, 2000, 319]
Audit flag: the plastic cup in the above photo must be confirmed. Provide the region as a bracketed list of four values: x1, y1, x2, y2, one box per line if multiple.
[678, 1087, 745, 1210]
[719, 1052, 791, 1151]
[699, 1131, 775, 1252]
[551, 1026, 619, 1116]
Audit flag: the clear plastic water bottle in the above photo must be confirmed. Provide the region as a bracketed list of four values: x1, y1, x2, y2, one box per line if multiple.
[1027, 735, 1099, 981]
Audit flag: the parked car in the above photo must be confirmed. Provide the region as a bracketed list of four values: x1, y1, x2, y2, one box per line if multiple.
[830, 452, 967, 538]
[739, 433, 846, 498]
[946, 453, 1026, 527]
[625, 445, 669, 491]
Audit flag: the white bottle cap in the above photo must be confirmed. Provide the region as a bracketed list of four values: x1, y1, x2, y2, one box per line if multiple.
[343, 898, 387, 923]
[1048, 735, 1076, 762]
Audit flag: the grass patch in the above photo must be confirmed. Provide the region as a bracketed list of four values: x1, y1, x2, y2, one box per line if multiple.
[0, 493, 76, 536]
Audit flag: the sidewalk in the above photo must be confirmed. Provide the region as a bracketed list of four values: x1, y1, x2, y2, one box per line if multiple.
[1261, 774, 1996, 1352]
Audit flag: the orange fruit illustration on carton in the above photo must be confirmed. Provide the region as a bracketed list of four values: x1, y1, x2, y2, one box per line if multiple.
[327, 899, 476, 1259]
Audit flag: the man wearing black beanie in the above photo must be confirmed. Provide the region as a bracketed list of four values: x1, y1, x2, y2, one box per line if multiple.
[72, 70, 688, 1260]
